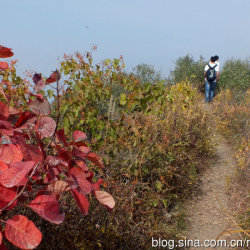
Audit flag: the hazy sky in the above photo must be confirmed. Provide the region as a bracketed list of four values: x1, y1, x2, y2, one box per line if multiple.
[1, 0, 250, 78]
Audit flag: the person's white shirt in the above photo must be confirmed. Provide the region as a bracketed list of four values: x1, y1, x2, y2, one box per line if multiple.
[204, 62, 219, 81]
[215, 60, 220, 71]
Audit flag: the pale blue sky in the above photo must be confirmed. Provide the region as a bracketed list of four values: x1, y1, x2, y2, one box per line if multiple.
[1, 0, 250, 77]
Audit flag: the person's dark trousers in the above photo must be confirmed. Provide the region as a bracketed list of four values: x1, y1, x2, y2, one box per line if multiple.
[210, 81, 216, 99]
[205, 80, 216, 102]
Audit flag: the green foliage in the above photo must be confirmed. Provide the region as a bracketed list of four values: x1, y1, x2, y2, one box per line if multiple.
[214, 89, 249, 147]
[171, 55, 250, 99]
[218, 58, 250, 94]
[0, 61, 30, 109]
[171, 55, 206, 90]
[132, 63, 164, 84]
[57, 54, 170, 149]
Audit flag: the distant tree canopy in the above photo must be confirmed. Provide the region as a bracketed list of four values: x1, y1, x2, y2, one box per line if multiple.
[171, 55, 206, 90]
[171, 55, 250, 94]
[219, 58, 250, 92]
[132, 56, 250, 96]
[132, 63, 163, 84]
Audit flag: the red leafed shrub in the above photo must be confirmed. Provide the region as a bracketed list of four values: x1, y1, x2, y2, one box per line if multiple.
[0, 45, 115, 249]
[0, 46, 14, 58]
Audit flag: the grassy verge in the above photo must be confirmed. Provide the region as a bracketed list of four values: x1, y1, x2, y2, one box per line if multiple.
[213, 89, 250, 240]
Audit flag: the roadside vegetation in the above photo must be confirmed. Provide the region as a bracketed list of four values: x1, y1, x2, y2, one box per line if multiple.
[213, 59, 250, 237]
[172, 55, 249, 240]
[0, 46, 249, 249]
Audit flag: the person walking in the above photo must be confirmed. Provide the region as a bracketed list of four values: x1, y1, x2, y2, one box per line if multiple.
[214, 55, 220, 85]
[214, 55, 220, 72]
[204, 56, 219, 103]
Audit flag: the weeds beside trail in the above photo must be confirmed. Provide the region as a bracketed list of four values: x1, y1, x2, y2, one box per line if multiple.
[183, 98, 249, 250]
[1, 45, 248, 249]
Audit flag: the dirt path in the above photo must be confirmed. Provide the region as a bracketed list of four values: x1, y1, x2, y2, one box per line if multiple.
[183, 107, 245, 250]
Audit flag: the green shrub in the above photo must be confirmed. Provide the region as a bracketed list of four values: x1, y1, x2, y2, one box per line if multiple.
[218, 59, 250, 93]
[171, 55, 206, 91]
[132, 63, 164, 84]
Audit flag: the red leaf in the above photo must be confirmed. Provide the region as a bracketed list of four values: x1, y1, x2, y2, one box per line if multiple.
[21, 144, 43, 164]
[0, 161, 8, 172]
[10, 131, 28, 145]
[85, 171, 94, 182]
[58, 148, 71, 165]
[72, 146, 90, 160]
[16, 176, 28, 186]
[73, 141, 88, 147]
[32, 73, 45, 92]
[86, 152, 104, 168]
[0, 242, 8, 250]
[91, 178, 103, 192]
[44, 167, 59, 183]
[56, 129, 68, 146]
[32, 73, 42, 84]
[71, 190, 89, 215]
[0, 186, 17, 210]
[79, 146, 91, 154]
[0, 102, 9, 120]
[0, 161, 35, 188]
[0, 231, 2, 246]
[30, 98, 51, 116]
[0, 120, 13, 136]
[34, 117, 56, 139]
[0, 144, 23, 164]
[56, 164, 68, 172]
[95, 190, 115, 209]
[0, 62, 9, 70]
[46, 70, 61, 84]
[5, 215, 42, 249]
[75, 160, 88, 171]
[14, 117, 37, 132]
[27, 195, 65, 224]
[10, 144, 23, 162]
[68, 167, 91, 194]
[15, 111, 35, 129]
[0, 46, 14, 58]
[73, 131, 87, 142]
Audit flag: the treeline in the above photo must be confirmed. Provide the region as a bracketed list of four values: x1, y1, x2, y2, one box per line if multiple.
[133, 55, 250, 96]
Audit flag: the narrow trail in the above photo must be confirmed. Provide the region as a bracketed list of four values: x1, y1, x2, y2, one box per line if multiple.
[183, 105, 245, 250]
